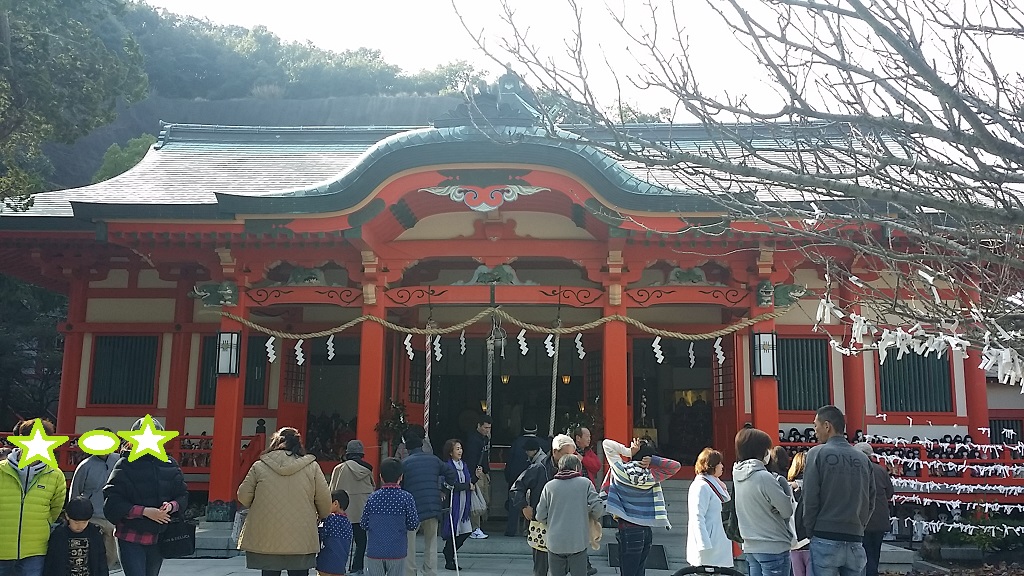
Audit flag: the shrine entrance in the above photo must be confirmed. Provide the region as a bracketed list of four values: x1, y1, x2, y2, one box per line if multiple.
[632, 338, 716, 466]
[426, 335, 588, 450]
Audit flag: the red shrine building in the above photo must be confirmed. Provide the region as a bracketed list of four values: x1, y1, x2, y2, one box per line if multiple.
[0, 81, 1020, 507]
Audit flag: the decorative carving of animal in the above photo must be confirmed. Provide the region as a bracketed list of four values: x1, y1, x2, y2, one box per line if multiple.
[756, 280, 775, 307]
[285, 267, 326, 286]
[774, 284, 810, 307]
[189, 280, 239, 307]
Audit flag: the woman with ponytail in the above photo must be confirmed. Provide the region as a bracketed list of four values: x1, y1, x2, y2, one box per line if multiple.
[237, 427, 332, 575]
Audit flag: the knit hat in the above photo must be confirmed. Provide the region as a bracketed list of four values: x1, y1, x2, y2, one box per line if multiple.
[854, 442, 874, 456]
[524, 438, 540, 452]
[346, 439, 365, 456]
[131, 417, 164, 431]
[406, 436, 423, 450]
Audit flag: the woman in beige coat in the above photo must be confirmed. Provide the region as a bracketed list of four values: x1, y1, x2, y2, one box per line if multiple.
[238, 427, 331, 576]
[329, 439, 374, 574]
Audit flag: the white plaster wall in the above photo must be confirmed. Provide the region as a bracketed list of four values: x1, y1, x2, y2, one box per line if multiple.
[75, 416, 143, 434]
[89, 269, 129, 288]
[157, 334, 172, 409]
[137, 269, 177, 289]
[86, 298, 175, 323]
[395, 211, 596, 241]
[988, 381, 1024, 411]
[629, 306, 722, 325]
[186, 334, 200, 409]
[792, 269, 826, 289]
[77, 334, 93, 409]
[193, 301, 222, 323]
[776, 299, 837, 325]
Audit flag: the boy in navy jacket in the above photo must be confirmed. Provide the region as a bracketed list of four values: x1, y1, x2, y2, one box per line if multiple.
[43, 497, 109, 576]
[361, 458, 419, 576]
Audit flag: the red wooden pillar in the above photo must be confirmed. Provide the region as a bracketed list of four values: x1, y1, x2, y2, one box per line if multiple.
[357, 302, 386, 474]
[750, 296, 780, 438]
[839, 286, 867, 435]
[208, 299, 250, 505]
[57, 276, 87, 435]
[602, 305, 630, 443]
[165, 280, 195, 459]
[964, 351, 989, 434]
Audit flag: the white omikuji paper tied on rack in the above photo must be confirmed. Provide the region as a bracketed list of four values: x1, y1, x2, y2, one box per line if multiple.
[265, 337, 276, 363]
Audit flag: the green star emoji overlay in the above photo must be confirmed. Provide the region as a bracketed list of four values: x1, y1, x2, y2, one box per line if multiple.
[118, 414, 178, 462]
[9, 419, 69, 470]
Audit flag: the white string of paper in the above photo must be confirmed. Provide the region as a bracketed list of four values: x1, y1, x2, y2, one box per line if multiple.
[518, 329, 529, 355]
[873, 453, 1024, 477]
[434, 334, 442, 361]
[863, 434, 1024, 454]
[544, 334, 555, 357]
[891, 477, 1024, 496]
[265, 337, 276, 363]
[575, 333, 586, 359]
[895, 517, 1024, 538]
[459, 330, 466, 355]
[688, 342, 696, 368]
[326, 334, 335, 361]
[714, 337, 725, 366]
[295, 339, 305, 366]
[652, 336, 664, 364]
[892, 494, 1024, 514]
[404, 334, 414, 361]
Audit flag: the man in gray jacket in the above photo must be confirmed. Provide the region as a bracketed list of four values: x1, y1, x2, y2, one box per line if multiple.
[70, 433, 120, 569]
[804, 406, 876, 576]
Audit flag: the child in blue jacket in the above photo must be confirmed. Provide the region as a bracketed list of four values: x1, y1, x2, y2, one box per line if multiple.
[360, 458, 419, 576]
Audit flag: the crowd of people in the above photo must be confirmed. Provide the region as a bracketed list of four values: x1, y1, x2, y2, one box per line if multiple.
[0, 404, 916, 576]
[1, 416, 189, 576]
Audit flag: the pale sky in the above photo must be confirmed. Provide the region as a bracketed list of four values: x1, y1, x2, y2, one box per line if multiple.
[140, 0, 769, 112]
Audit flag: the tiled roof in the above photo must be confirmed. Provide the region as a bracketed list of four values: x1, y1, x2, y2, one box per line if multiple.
[1, 121, 863, 223]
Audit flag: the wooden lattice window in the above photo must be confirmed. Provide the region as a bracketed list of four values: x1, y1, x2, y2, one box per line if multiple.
[90, 335, 158, 405]
[197, 335, 268, 406]
[879, 354, 952, 412]
[777, 338, 831, 411]
[283, 341, 307, 403]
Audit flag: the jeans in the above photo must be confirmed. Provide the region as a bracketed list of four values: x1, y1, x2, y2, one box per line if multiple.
[0, 556, 44, 576]
[117, 539, 163, 576]
[548, 550, 588, 576]
[505, 497, 523, 536]
[747, 552, 792, 576]
[810, 537, 867, 576]
[616, 526, 653, 576]
[862, 532, 885, 576]
[405, 516, 438, 576]
[351, 523, 368, 572]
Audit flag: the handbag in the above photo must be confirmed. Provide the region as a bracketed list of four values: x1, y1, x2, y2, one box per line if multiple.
[470, 485, 488, 513]
[703, 476, 742, 543]
[526, 519, 548, 552]
[158, 517, 196, 559]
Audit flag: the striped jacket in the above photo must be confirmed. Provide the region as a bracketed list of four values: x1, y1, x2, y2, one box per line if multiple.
[600, 439, 680, 528]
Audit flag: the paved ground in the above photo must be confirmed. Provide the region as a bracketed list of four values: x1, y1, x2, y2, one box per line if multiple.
[159, 554, 684, 576]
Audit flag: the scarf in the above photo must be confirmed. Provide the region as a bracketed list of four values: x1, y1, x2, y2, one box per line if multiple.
[554, 469, 584, 480]
[444, 459, 472, 528]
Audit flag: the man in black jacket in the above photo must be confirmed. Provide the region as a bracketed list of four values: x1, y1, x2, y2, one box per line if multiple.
[504, 422, 543, 536]
[462, 415, 492, 539]
[510, 434, 577, 576]
[402, 436, 458, 576]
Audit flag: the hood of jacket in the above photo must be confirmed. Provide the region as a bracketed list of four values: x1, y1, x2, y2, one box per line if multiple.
[733, 458, 768, 482]
[259, 450, 317, 476]
[6, 449, 49, 487]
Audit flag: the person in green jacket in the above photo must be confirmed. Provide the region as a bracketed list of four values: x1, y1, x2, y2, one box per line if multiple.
[0, 418, 68, 576]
